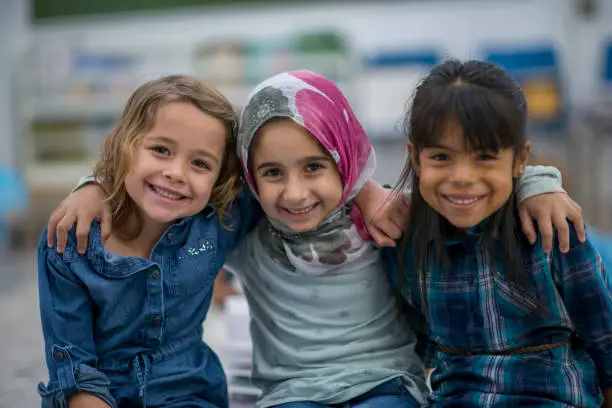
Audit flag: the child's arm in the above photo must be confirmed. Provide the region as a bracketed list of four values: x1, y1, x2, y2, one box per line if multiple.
[37, 241, 115, 408]
[357, 166, 585, 253]
[47, 175, 110, 254]
[354, 181, 407, 247]
[517, 165, 585, 253]
[552, 227, 612, 400]
[68, 393, 112, 408]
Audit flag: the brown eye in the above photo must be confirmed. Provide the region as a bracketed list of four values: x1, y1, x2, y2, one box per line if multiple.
[150, 146, 170, 155]
[263, 168, 281, 177]
[192, 159, 210, 169]
[430, 153, 449, 161]
[306, 162, 324, 172]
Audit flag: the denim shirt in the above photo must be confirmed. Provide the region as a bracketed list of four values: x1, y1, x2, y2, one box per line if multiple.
[37, 191, 262, 407]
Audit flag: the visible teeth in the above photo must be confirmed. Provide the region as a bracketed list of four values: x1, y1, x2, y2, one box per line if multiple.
[152, 185, 183, 200]
[287, 205, 314, 214]
[447, 196, 480, 205]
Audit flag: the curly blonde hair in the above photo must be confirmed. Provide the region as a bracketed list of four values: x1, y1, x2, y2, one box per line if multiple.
[93, 75, 241, 240]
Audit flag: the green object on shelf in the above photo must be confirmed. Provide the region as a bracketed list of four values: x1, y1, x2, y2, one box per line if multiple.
[293, 32, 347, 54]
[33, 0, 288, 21]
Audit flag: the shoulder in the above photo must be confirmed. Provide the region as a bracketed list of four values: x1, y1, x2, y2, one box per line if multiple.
[185, 207, 222, 235]
[539, 223, 602, 276]
[229, 185, 259, 222]
[37, 223, 103, 282]
[38, 221, 104, 265]
[587, 228, 612, 270]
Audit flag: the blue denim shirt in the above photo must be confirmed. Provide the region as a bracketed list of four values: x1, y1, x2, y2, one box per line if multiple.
[37, 191, 262, 407]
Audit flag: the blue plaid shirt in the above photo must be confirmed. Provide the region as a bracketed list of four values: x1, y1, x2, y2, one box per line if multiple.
[382, 223, 612, 407]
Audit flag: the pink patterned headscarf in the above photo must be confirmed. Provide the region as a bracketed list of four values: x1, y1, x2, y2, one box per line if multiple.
[238, 71, 377, 274]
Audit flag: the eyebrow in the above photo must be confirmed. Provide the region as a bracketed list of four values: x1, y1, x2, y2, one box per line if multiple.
[148, 135, 220, 163]
[255, 155, 332, 171]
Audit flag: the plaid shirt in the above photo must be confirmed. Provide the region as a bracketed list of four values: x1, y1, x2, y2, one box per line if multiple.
[382, 225, 612, 407]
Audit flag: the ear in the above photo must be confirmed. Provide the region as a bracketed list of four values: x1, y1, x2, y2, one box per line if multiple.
[407, 142, 420, 175]
[514, 140, 531, 177]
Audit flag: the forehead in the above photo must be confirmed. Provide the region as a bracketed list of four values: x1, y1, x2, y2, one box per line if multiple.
[146, 102, 227, 153]
[252, 119, 329, 162]
[426, 120, 500, 153]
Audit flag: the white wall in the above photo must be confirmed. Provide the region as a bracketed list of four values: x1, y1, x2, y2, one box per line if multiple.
[0, 0, 30, 170]
[7, 0, 612, 204]
[31, 0, 589, 98]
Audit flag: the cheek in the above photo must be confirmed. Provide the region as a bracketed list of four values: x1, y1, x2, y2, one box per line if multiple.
[416, 167, 439, 192]
[191, 172, 217, 196]
[253, 179, 278, 208]
[493, 176, 514, 199]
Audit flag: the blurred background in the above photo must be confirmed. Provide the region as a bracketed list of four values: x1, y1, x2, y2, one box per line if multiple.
[1, 0, 611, 406]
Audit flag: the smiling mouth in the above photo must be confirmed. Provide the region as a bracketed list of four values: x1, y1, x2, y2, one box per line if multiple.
[281, 203, 319, 216]
[148, 183, 186, 201]
[442, 195, 485, 206]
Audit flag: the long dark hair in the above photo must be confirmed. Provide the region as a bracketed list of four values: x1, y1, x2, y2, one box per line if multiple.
[396, 59, 530, 303]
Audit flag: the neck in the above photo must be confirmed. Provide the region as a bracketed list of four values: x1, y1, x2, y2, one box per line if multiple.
[137, 219, 170, 254]
[107, 214, 171, 259]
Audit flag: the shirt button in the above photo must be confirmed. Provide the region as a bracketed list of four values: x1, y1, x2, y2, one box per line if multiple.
[54, 351, 65, 359]
[167, 232, 174, 240]
[151, 269, 160, 278]
[151, 315, 162, 325]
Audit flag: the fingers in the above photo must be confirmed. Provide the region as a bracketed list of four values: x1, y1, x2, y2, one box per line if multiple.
[47, 206, 65, 248]
[536, 213, 554, 254]
[518, 205, 537, 245]
[75, 218, 91, 255]
[568, 201, 586, 243]
[99, 208, 113, 245]
[388, 196, 410, 233]
[375, 216, 404, 241]
[54, 211, 78, 254]
[369, 226, 397, 248]
[552, 211, 570, 254]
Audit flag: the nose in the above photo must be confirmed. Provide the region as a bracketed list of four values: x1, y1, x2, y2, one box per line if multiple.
[450, 162, 476, 186]
[162, 159, 187, 183]
[283, 176, 308, 203]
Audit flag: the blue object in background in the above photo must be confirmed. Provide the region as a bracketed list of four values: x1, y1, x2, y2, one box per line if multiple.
[589, 228, 612, 273]
[602, 41, 612, 85]
[483, 45, 565, 133]
[0, 166, 27, 245]
[363, 49, 440, 69]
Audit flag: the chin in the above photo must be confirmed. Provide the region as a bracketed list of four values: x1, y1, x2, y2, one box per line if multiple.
[283, 220, 320, 233]
[144, 209, 184, 225]
[444, 216, 485, 229]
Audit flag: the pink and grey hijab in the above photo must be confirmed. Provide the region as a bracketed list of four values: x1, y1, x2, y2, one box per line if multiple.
[238, 71, 377, 275]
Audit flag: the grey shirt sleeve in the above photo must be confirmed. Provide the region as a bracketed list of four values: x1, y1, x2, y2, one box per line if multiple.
[72, 174, 97, 192]
[516, 165, 565, 203]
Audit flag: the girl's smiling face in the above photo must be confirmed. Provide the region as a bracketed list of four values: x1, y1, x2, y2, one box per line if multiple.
[410, 122, 530, 229]
[250, 118, 343, 233]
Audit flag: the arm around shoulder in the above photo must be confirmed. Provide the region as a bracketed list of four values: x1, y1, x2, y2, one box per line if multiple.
[516, 165, 564, 203]
[37, 238, 116, 407]
[552, 226, 612, 390]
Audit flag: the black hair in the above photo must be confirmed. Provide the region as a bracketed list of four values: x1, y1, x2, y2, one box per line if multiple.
[396, 59, 530, 303]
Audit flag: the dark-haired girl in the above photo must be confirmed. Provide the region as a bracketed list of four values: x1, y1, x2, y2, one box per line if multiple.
[383, 59, 612, 407]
